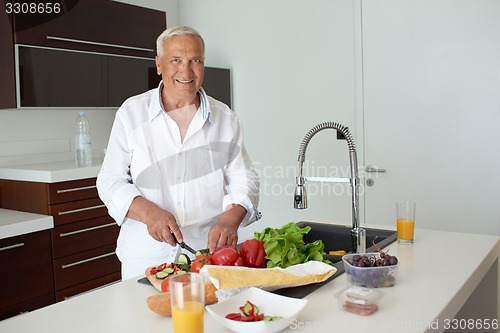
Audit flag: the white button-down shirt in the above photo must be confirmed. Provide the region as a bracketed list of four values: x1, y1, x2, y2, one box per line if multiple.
[97, 84, 260, 279]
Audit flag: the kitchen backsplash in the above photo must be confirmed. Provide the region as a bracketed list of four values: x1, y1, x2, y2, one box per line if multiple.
[0, 108, 116, 167]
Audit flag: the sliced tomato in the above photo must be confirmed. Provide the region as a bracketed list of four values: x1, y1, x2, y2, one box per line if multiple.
[160, 275, 171, 293]
[225, 313, 244, 321]
[190, 260, 204, 273]
[194, 254, 213, 263]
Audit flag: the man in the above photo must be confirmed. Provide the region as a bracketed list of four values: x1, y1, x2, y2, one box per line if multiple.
[97, 25, 260, 280]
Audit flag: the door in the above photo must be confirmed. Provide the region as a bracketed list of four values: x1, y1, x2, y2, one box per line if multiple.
[360, 0, 500, 235]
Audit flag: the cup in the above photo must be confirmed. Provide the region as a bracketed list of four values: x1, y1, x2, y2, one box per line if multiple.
[396, 201, 416, 244]
[170, 273, 205, 333]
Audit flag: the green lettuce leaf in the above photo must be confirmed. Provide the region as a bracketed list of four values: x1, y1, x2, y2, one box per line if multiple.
[254, 222, 332, 268]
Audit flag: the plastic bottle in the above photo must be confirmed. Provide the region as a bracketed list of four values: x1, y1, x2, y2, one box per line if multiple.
[75, 111, 92, 167]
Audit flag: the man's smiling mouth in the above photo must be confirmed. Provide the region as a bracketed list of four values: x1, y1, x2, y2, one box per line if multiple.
[176, 79, 194, 84]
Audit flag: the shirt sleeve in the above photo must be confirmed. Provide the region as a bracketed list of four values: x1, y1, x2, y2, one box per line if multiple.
[96, 110, 142, 226]
[222, 118, 261, 227]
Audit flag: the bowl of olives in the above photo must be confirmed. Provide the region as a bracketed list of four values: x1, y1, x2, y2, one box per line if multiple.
[342, 251, 399, 288]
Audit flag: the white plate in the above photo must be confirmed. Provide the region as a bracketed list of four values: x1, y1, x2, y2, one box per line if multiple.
[205, 287, 308, 333]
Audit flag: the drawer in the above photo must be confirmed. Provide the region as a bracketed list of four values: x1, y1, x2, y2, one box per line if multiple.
[53, 244, 120, 290]
[0, 293, 54, 321]
[48, 178, 99, 204]
[0, 230, 54, 309]
[55, 271, 121, 302]
[52, 215, 119, 259]
[49, 197, 108, 226]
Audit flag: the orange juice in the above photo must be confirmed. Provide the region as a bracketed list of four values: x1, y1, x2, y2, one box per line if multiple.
[397, 218, 415, 242]
[172, 301, 204, 333]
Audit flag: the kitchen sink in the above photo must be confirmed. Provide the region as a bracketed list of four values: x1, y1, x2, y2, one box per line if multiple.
[273, 221, 397, 298]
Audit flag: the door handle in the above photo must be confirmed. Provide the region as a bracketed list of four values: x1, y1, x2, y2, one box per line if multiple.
[365, 165, 386, 173]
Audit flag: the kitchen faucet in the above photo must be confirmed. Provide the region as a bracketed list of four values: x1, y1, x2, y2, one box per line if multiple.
[294, 122, 366, 253]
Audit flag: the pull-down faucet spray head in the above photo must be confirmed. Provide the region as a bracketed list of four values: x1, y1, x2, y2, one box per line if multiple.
[294, 176, 307, 209]
[293, 121, 366, 254]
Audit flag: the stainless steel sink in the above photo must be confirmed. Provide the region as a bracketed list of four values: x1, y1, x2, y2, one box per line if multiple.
[273, 221, 397, 298]
[297, 221, 397, 263]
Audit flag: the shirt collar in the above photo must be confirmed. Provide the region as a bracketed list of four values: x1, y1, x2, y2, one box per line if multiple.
[148, 81, 213, 123]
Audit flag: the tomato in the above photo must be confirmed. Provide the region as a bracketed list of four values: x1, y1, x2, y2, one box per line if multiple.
[234, 256, 245, 266]
[149, 262, 167, 275]
[211, 245, 240, 266]
[239, 239, 267, 268]
[194, 254, 213, 263]
[160, 276, 171, 293]
[225, 313, 244, 321]
[190, 260, 206, 273]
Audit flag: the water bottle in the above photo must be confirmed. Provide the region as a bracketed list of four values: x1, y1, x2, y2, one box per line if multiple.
[75, 111, 92, 167]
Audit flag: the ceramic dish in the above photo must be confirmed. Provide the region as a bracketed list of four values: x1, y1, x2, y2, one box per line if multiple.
[205, 287, 308, 333]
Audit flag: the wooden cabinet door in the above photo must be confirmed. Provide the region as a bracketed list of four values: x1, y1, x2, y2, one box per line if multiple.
[0, 8, 15, 109]
[0, 230, 55, 319]
[14, 0, 165, 58]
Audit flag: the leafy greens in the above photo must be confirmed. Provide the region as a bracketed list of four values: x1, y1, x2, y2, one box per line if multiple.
[254, 222, 333, 268]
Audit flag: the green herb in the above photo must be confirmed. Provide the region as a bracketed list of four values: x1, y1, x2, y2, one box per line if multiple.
[254, 222, 333, 268]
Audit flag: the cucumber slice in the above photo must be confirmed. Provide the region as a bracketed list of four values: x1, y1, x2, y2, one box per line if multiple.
[174, 270, 187, 274]
[177, 253, 191, 265]
[155, 271, 170, 279]
[162, 267, 175, 274]
[195, 249, 210, 256]
[241, 301, 259, 316]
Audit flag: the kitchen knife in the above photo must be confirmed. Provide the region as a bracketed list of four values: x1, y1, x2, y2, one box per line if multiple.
[171, 233, 197, 255]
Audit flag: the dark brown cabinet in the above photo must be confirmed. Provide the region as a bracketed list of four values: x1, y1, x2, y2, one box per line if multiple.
[0, 7, 15, 108]
[0, 177, 121, 313]
[0, 230, 55, 320]
[0, 0, 166, 109]
[14, 0, 165, 58]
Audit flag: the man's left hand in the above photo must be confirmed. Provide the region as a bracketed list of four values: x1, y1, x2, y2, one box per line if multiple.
[207, 204, 247, 252]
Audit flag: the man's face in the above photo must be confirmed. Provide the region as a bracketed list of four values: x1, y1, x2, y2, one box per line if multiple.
[156, 35, 205, 102]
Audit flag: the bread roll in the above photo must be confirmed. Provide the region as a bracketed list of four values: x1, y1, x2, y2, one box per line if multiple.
[146, 281, 218, 316]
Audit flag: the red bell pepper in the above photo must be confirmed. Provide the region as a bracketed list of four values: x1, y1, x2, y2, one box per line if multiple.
[239, 239, 267, 268]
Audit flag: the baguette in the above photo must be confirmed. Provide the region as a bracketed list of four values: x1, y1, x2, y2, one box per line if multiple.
[146, 281, 218, 316]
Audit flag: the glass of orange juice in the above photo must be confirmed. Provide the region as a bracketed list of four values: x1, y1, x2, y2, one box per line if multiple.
[170, 273, 205, 333]
[396, 202, 416, 244]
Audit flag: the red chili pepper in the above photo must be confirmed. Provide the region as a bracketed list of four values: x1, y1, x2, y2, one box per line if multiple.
[239, 239, 267, 268]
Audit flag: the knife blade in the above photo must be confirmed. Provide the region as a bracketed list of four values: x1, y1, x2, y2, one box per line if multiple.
[171, 232, 197, 255]
[178, 241, 197, 255]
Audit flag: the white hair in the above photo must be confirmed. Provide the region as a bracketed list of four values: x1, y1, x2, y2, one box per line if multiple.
[156, 25, 205, 58]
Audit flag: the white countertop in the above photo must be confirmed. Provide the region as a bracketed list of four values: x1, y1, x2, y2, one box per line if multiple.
[0, 159, 102, 183]
[0, 227, 498, 333]
[0, 209, 53, 239]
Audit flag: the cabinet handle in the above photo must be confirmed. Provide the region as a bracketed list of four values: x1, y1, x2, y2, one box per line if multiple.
[58, 204, 106, 216]
[56, 185, 96, 194]
[61, 251, 116, 269]
[64, 280, 119, 300]
[59, 222, 116, 238]
[0, 242, 24, 252]
[46, 36, 155, 52]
